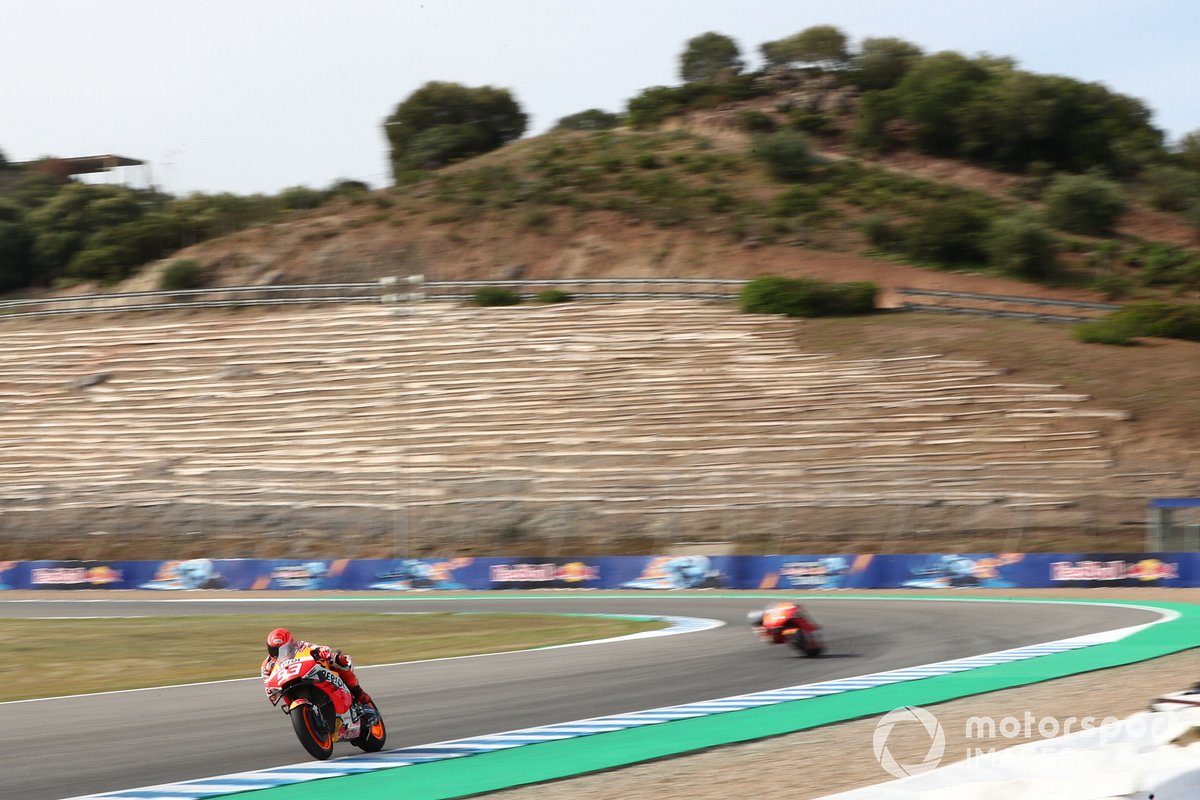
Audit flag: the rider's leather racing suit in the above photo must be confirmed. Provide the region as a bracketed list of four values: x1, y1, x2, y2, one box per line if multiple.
[260, 639, 371, 706]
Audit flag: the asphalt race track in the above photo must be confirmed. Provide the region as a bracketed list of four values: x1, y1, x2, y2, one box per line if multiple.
[0, 595, 1158, 800]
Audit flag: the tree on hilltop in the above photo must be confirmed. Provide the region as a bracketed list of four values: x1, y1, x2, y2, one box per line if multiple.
[1177, 130, 1200, 172]
[852, 37, 924, 90]
[554, 109, 621, 131]
[760, 25, 850, 71]
[385, 82, 527, 180]
[679, 32, 743, 83]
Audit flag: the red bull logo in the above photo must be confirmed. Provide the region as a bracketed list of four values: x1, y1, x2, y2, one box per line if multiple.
[489, 563, 600, 583]
[1126, 559, 1179, 581]
[556, 562, 599, 583]
[31, 565, 122, 586]
[87, 565, 122, 585]
[1051, 559, 1178, 582]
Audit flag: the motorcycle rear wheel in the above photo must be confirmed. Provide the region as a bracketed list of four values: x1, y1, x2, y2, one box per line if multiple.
[354, 703, 387, 752]
[791, 632, 824, 658]
[291, 703, 335, 760]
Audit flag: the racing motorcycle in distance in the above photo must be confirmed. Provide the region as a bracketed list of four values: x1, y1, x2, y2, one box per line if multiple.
[749, 601, 825, 657]
[1149, 683, 1200, 712]
[263, 645, 386, 759]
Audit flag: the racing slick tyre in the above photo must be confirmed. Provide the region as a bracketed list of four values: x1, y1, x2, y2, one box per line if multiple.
[792, 632, 824, 658]
[291, 703, 335, 760]
[353, 703, 387, 753]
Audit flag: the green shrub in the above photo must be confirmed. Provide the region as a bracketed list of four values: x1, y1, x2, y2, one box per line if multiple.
[1073, 320, 1135, 346]
[862, 215, 899, 249]
[554, 109, 620, 131]
[159, 258, 208, 291]
[1141, 166, 1200, 212]
[739, 110, 777, 133]
[536, 289, 573, 303]
[788, 110, 836, 135]
[684, 153, 719, 174]
[1185, 200, 1200, 240]
[1137, 243, 1191, 286]
[771, 187, 821, 217]
[521, 209, 552, 232]
[277, 185, 329, 210]
[751, 131, 815, 182]
[1044, 173, 1126, 236]
[473, 286, 521, 306]
[1093, 272, 1134, 300]
[739, 275, 877, 317]
[599, 154, 625, 173]
[67, 246, 126, 283]
[849, 90, 900, 152]
[1124, 303, 1200, 340]
[635, 153, 662, 169]
[1080, 302, 1200, 344]
[985, 214, 1059, 279]
[625, 77, 772, 129]
[900, 204, 990, 266]
[704, 189, 738, 213]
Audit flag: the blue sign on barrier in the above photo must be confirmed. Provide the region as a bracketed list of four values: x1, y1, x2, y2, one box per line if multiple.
[2, 553, 1198, 591]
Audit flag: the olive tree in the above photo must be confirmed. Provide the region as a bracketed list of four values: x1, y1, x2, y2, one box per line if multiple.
[679, 32, 743, 83]
[385, 82, 528, 178]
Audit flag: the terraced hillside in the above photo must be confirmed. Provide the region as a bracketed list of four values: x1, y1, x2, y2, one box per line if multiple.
[0, 301, 1183, 560]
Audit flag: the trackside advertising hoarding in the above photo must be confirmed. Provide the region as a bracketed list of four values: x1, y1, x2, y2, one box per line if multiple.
[0, 553, 1195, 590]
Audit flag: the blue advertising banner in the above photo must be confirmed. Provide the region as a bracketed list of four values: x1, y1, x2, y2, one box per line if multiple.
[750, 555, 876, 590]
[3, 553, 1200, 591]
[870, 553, 1029, 589]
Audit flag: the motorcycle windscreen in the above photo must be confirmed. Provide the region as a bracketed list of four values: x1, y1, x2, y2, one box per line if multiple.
[276, 641, 299, 661]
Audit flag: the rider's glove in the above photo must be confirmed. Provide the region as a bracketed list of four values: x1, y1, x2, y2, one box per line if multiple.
[332, 650, 351, 669]
[314, 646, 333, 662]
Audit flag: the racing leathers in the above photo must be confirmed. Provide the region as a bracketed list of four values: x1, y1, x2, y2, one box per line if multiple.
[260, 639, 372, 708]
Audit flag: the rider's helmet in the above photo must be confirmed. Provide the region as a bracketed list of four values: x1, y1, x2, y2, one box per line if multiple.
[266, 628, 296, 660]
[762, 601, 800, 628]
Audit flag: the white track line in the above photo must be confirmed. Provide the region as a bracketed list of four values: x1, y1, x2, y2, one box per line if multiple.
[60, 600, 1172, 800]
[0, 613, 722, 706]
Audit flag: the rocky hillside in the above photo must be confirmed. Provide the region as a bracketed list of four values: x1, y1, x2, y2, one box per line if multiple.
[103, 76, 1195, 311]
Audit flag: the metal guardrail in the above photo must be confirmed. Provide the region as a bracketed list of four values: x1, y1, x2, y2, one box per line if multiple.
[902, 303, 1096, 324]
[0, 278, 1119, 322]
[0, 282, 384, 309]
[0, 282, 387, 319]
[0, 277, 743, 320]
[897, 287, 1120, 324]
[898, 287, 1120, 312]
[425, 278, 743, 301]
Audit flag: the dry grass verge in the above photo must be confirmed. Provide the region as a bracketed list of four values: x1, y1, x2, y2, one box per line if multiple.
[0, 611, 661, 701]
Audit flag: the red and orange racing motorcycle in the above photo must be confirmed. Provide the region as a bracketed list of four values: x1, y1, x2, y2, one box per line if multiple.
[749, 601, 825, 657]
[264, 645, 386, 759]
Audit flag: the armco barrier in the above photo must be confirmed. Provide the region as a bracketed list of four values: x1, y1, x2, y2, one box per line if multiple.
[1, 552, 1194, 591]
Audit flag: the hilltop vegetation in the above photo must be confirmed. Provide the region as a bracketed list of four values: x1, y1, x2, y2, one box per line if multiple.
[1, 25, 1198, 305]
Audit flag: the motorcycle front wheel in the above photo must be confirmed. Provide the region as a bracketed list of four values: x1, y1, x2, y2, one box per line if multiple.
[291, 703, 335, 760]
[354, 703, 387, 752]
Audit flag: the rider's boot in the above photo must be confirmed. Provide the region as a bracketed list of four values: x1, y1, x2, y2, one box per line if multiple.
[351, 685, 376, 719]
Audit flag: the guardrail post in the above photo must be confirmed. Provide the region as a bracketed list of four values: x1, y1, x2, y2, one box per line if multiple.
[382, 275, 425, 315]
[406, 274, 425, 302]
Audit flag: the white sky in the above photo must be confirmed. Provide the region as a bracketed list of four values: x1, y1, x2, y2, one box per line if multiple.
[4, 0, 1197, 196]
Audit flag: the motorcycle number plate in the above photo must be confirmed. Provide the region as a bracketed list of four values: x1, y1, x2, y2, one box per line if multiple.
[277, 660, 305, 680]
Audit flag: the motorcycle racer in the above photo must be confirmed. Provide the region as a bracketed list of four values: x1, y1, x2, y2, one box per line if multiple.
[261, 628, 373, 709]
[748, 601, 816, 644]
